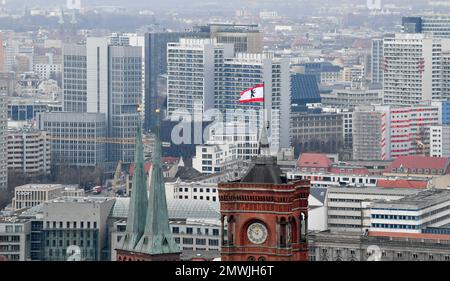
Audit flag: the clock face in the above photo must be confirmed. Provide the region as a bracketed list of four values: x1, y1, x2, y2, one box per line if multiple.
[247, 222, 268, 244]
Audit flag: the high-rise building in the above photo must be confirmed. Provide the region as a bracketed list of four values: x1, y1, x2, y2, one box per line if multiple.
[167, 38, 234, 117]
[402, 15, 450, 38]
[214, 53, 291, 152]
[353, 104, 441, 160]
[205, 23, 263, 53]
[383, 33, 450, 105]
[144, 31, 209, 131]
[62, 38, 142, 164]
[0, 95, 6, 190]
[371, 38, 383, 85]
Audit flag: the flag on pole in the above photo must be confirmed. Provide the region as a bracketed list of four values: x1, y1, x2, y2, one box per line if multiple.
[239, 84, 264, 103]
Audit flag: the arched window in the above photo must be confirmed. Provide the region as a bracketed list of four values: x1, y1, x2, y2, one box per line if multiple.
[258, 256, 266, 261]
[247, 256, 255, 261]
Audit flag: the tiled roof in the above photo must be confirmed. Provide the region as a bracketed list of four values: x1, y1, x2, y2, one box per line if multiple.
[386, 156, 450, 173]
[376, 179, 428, 189]
[297, 153, 332, 169]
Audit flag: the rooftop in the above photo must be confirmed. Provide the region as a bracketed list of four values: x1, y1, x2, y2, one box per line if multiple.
[297, 153, 332, 169]
[15, 184, 65, 191]
[371, 189, 450, 211]
[386, 156, 450, 174]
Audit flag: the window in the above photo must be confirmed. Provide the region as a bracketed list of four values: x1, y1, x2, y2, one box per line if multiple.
[212, 229, 219, 236]
[186, 228, 193, 234]
[182, 238, 193, 245]
[172, 227, 179, 234]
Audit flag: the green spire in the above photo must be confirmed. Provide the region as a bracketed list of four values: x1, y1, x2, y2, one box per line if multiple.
[134, 111, 180, 256]
[116, 125, 148, 252]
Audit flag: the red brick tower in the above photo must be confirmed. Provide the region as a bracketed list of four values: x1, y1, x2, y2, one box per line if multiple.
[218, 126, 310, 261]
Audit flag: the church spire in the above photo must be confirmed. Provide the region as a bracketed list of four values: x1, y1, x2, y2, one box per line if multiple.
[134, 108, 180, 257]
[116, 122, 148, 252]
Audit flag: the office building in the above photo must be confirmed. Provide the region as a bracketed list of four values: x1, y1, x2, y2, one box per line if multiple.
[37, 112, 106, 168]
[0, 95, 6, 190]
[291, 74, 321, 111]
[144, 30, 209, 131]
[167, 38, 234, 117]
[371, 38, 383, 84]
[383, 33, 450, 105]
[320, 87, 382, 109]
[39, 197, 115, 261]
[7, 127, 51, 177]
[327, 187, 422, 233]
[430, 125, 450, 157]
[369, 189, 450, 233]
[291, 110, 344, 155]
[215, 52, 291, 152]
[205, 23, 263, 53]
[402, 15, 450, 38]
[8, 98, 62, 121]
[308, 230, 450, 261]
[62, 37, 143, 164]
[12, 184, 64, 211]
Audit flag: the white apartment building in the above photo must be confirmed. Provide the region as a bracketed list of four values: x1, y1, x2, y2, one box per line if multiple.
[167, 38, 234, 117]
[12, 184, 64, 210]
[383, 33, 450, 105]
[166, 181, 219, 202]
[320, 87, 382, 109]
[430, 125, 450, 157]
[7, 127, 51, 177]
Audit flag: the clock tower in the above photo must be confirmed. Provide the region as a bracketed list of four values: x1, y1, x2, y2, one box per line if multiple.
[218, 125, 310, 261]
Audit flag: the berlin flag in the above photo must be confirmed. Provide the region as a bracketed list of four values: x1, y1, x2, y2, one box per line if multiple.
[239, 84, 264, 103]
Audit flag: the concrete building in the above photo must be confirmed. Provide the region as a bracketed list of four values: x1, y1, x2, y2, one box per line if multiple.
[308, 230, 450, 261]
[12, 184, 64, 211]
[369, 189, 450, 233]
[371, 38, 383, 84]
[320, 87, 382, 109]
[37, 112, 106, 168]
[291, 110, 344, 155]
[166, 181, 219, 203]
[327, 187, 422, 233]
[206, 23, 263, 53]
[7, 127, 51, 177]
[430, 125, 450, 157]
[40, 197, 115, 261]
[353, 104, 441, 161]
[383, 33, 450, 105]
[167, 38, 234, 117]
[7, 98, 62, 121]
[403, 15, 450, 38]
[0, 94, 7, 190]
[342, 65, 365, 83]
[0, 218, 31, 261]
[32, 64, 61, 80]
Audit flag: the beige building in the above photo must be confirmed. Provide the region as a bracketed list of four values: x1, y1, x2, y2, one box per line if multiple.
[12, 184, 64, 210]
[0, 218, 31, 261]
[7, 127, 51, 177]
